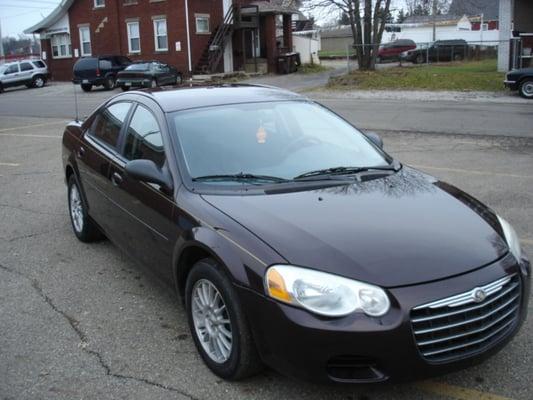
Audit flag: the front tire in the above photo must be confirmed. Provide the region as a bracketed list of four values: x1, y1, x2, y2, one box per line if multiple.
[185, 259, 262, 380]
[67, 175, 104, 242]
[121, 86, 130, 92]
[415, 54, 425, 64]
[151, 78, 158, 88]
[519, 79, 533, 99]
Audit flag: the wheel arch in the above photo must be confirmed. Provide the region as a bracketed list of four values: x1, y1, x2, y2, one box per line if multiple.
[172, 227, 261, 303]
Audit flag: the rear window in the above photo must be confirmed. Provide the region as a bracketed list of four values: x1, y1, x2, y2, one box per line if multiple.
[125, 63, 152, 71]
[74, 58, 97, 71]
[32, 60, 46, 68]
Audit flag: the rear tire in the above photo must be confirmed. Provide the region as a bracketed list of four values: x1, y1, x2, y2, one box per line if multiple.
[81, 84, 92, 92]
[151, 78, 158, 88]
[519, 79, 533, 99]
[453, 53, 463, 61]
[67, 175, 104, 242]
[103, 76, 115, 90]
[185, 258, 262, 380]
[32, 75, 46, 88]
[175, 73, 183, 85]
[121, 86, 130, 92]
[415, 54, 425, 64]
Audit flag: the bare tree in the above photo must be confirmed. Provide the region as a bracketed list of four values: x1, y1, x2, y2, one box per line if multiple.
[303, 0, 392, 70]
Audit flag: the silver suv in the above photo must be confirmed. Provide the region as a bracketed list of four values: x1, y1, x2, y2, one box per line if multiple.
[0, 59, 49, 93]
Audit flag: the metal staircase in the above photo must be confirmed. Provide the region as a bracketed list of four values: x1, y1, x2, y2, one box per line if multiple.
[194, 5, 236, 74]
[193, 4, 259, 74]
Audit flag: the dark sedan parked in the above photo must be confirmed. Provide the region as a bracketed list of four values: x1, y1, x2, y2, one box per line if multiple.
[62, 85, 530, 384]
[504, 67, 533, 99]
[401, 40, 468, 64]
[116, 61, 182, 91]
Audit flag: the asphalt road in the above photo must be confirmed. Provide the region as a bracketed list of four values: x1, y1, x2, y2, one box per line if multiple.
[1, 85, 532, 399]
[0, 82, 531, 138]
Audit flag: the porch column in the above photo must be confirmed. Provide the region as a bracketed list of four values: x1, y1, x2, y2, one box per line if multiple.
[264, 14, 277, 73]
[497, 0, 512, 72]
[283, 14, 293, 51]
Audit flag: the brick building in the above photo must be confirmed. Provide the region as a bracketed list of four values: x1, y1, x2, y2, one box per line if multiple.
[25, 0, 297, 81]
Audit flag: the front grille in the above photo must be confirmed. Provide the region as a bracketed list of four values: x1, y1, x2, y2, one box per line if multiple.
[411, 274, 521, 363]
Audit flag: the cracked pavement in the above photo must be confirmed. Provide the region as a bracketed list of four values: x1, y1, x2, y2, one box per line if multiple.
[1, 101, 532, 399]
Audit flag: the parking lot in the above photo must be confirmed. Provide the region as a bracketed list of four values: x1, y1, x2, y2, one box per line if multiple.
[0, 83, 532, 399]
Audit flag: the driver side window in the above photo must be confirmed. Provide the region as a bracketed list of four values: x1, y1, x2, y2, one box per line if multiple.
[123, 105, 165, 167]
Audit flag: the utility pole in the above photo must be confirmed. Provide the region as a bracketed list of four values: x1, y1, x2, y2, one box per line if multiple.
[0, 18, 4, 58]
[432, 0, 437, 42]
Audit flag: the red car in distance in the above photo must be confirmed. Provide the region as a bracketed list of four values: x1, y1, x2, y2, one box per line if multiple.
[377, 39, 416, 63]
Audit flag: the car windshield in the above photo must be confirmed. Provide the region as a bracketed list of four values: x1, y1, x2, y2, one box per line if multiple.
[126, 63, 152, 71]
[169, 101, 390, 184]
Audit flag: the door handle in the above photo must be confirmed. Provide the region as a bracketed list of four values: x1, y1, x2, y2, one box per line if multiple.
[111, 172, 123, 186]
[77, 146, 85, 158]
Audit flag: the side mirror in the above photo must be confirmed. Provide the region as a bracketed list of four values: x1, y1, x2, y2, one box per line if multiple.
[365, 131, 384, 149]
[125, 159, 173, 191]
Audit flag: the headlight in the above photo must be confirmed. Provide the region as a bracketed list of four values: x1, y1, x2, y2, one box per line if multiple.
[497, 215, 522, 262]
[265, 265, 390, 317]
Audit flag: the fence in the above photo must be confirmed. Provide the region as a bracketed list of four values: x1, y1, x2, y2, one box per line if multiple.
[340, 40, 505, 72]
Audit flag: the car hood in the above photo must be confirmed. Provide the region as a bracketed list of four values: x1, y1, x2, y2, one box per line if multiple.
[202, 167, 508, 288]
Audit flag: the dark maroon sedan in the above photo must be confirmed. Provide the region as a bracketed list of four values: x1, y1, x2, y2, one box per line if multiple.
[62, 85, 530, 383]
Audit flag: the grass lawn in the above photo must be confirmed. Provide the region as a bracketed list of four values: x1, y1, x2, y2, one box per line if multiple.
[327, 59, 505, 91]
[318, 50, 355, 58]
[297, 63, 331, 74]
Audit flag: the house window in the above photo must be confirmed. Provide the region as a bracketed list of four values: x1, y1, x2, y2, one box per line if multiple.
[94, 0, 105, 7]
[195, 15, 210, 34]
[79, 27, 92, 56]
[127, 21, 141, 53]
[51, 33, 72, 58]
[153, 18, 168, 51]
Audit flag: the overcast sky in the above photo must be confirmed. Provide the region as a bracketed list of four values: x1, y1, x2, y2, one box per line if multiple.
[1, 0, 410, 38]
[1, 0, 62, 38]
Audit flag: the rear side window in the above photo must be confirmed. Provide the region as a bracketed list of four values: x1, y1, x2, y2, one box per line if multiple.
[90, 102, 131, 148]
[99, 59, 112, 69]
[20, 62, 34, 71]
[32, 60, 46, 68]
[74, 58, 97, 71]
[124, 105, 165, 167]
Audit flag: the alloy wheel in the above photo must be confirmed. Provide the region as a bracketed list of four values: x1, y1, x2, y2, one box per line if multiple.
[69, 184, 84, 233]
[522, 81, 533, 97]
[34, 77, 45, 88]
[191, 279, 233, 364]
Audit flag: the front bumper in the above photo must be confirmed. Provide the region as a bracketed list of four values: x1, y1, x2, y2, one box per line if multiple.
[504, 80, 518, 91]
[239, 253, 530, 384]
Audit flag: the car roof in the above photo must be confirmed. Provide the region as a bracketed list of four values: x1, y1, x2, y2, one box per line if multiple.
[129, 84, 306, 113]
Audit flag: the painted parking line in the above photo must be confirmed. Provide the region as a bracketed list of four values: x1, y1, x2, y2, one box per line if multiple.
[415, 381, 514, 400]
[0, 133, 61, 139]
[0, 120, 68, 133]
[0, 162, 20, 167]
[411, 164, 533, 180]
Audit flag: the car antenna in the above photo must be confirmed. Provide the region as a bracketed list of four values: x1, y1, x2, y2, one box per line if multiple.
[73, 82, 80, 122]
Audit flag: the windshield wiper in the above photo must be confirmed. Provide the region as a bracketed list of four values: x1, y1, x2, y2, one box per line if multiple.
[192, 173, 289, 184]
[293, 164, 399, 181]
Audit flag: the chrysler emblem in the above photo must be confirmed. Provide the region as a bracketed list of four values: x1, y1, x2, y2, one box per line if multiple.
[472, 288, 487, 303]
